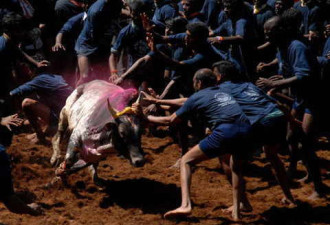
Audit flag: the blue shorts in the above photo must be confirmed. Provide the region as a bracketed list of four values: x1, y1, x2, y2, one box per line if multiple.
[199, 122, 252, 159]
[292, 100, 312, 115]
[252, 109, 287, 146]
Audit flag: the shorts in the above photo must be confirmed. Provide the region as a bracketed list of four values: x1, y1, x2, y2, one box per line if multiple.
[199, 122, 252, 159]
[292, 100, 312, 115]
[252, 109, 287, 146]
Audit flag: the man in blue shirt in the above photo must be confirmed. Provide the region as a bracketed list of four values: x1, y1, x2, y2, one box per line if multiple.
[0, 13, 49, 100]
[135, 68, 252, 220]
[152, 0, 178, 34]
[109, 0, 150, 82]
[116, 22, 226, 95]
[294, 0, 321, 37]
[213, 60, 295, 211]
[208, 0, 257, 81]
[256, 15, 325, 199]
[181, 0, 205, 24]
[10, 66, 73, 144]
[75, 0, 123, 86]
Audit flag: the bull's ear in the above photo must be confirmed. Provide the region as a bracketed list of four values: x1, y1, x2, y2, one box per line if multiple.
[107, 98, 119, 119]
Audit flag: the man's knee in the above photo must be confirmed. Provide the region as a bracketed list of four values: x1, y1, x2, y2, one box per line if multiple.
[22, 98, 37, 110]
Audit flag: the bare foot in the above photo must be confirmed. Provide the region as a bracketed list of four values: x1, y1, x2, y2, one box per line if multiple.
[4, 195, 42, 216]
[307, 191, 323, 200]
[281, 197, 296, 206]
[170, 158, 181, 169]
[164, 206, 192, 219]
[232, 210, 242, 221]
[222, 203, 253, 214]
[26, 133, 37, 140]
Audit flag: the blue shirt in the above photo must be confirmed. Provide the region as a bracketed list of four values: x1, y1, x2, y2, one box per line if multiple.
[176, 86, 248, 130]
[200, 0, 219, 28]
[111, 23, 149, 66]
[317, 37, 330, 67]
[294, 2, 321, 34]
[219, 81, 277, 125]
[59, 12, 85, 36]
[0, 36, 23, 98]
[75, 0, 122, 56]
[277, 39, 320, 106]
[213, 18, 256, 76]
[152, 0, 178, 33]
[10, 74, 73, 114]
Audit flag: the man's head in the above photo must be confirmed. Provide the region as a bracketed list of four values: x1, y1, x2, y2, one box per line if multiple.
[185, 22, 209, 48]
[2, 12, 26, 42]
[193, 68, 217, 91]
[165, 17, 188, 35]
[182, 0, 203, 17]
[223, 0, 243, 18]
[275, 0, 293, 15]
[264, 16, 282, 44]
[212, 61, 242, 83]
[129, 0, 146, 24]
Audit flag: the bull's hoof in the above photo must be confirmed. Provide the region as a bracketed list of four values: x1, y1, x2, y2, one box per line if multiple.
[50, 156, 61, 167]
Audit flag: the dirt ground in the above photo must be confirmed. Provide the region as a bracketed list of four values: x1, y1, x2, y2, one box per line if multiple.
[0, 131, 329, 225]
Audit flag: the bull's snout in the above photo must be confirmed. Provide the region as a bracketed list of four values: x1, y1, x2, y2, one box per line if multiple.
[132, 157, 145, 167]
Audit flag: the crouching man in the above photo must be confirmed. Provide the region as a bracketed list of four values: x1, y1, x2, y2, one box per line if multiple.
[135, 68, 252, 220]
[9, 65, 73, 144]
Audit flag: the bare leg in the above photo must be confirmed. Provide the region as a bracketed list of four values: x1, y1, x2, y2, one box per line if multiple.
[76, 56, 90, 87]
[219, 154, 252, 213]
[264, 144, 295, 204]
[301, 113, 324, 199]
[164, 144, 208, 219]
[230, 155, 243, 221]
[22, 98, 50, 144]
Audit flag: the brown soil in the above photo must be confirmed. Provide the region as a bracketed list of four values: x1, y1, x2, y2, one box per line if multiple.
[0, 132, 329, 225]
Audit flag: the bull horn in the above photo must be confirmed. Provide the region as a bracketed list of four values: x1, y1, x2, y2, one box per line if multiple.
[135, 92, 143, 104]
[107, 99, 119, 119]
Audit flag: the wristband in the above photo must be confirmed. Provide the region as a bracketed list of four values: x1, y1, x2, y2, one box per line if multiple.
[217, 36, 224, 41]
[111, 70, 118, 74]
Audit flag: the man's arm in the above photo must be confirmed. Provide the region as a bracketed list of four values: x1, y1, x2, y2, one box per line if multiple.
[142, 91, 187, 107]
[146, 112, 181, 125]
[21, 51, 50, 68]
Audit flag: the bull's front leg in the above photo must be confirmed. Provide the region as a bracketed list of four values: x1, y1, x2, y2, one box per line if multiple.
[88, 163, 106, 186]
[51, 108, 69, 167]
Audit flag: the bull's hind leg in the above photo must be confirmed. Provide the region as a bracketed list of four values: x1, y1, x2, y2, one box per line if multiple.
[51, 108, 69, 167]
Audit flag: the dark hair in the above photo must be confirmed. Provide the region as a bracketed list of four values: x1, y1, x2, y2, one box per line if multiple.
[165, 17, 188, 34]
[129, 0, 145, 14]
[212, 61, 242, 82]
[186, 22, 209, 40]
[2, 12, 24, 33]
[281, 8, 303, 38]
[194, 68, 217, 87]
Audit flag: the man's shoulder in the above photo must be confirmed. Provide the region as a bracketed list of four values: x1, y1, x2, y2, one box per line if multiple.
[289, 40, 308, 51]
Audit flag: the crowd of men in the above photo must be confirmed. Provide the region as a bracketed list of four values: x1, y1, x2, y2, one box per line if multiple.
[0, 0, 329, 220]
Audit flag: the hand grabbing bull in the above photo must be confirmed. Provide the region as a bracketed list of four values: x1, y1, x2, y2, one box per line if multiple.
[50, 80, 145, 186]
